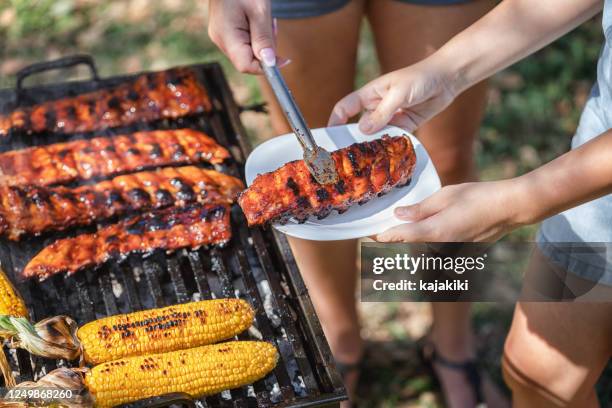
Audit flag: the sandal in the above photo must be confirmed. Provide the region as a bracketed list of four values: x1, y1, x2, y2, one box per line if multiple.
[335, 355, 365, 407]
[419, 339, 487, 408]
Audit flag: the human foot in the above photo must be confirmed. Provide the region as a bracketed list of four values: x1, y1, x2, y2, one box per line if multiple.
[422, 341, 510, 408]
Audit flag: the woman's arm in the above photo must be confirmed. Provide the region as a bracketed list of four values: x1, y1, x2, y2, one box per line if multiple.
[440, 0, 604, 95]
[329, 0, 603, 133]
[375, 130, 612, 243]
[516, 129, 612, 225]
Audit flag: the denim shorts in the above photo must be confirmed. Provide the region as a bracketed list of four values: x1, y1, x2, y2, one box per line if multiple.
[272, 0, 474, 19]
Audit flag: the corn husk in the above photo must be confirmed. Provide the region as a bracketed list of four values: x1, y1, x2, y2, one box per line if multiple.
[0, 348, 15, 388]
[0, 367, 91, 408]
[0, 316, 81, 389]
[0, 316, 81, 361]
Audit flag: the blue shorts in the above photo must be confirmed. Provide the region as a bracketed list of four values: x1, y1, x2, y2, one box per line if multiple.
[272, 0, 473, 19]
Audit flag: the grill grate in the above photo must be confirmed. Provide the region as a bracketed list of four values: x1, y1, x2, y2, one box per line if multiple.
[0, 57, 345, 407]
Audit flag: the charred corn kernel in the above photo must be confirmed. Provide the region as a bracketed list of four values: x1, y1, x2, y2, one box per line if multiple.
[78, 299, 254, 364]
[85, 340, 278, 407]
[0, 267, 28, 318]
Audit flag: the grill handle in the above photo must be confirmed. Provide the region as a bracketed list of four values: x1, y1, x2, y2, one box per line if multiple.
[15, 54, 100, 104]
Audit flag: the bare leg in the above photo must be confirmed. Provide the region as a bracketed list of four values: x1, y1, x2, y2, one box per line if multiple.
[261, 2, 364, 134]
[288, 239, 361, 363]
[258, 2, 366, 402]
[504, 249, 612, 407]
[367, 1, 502, 407]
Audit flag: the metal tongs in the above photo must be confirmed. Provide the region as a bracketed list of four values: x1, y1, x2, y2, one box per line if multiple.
[262, 63, 338, 185]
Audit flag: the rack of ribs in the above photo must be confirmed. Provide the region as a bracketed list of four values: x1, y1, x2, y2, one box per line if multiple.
[238, 135, 416, 226]
[0, 67, 212, 137]
[0, 129, 229, 187]
[22, 204, 231, 280]
[0, 166, 243, 240]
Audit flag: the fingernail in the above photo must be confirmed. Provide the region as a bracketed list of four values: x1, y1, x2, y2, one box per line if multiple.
[260, 48, 276, 67]
[273, 18, 278, 36]
[328, 114, 340, 126]
[278, 58, 292, 68]
[360, 119, 374, 133]
[395, 206, 413, 219]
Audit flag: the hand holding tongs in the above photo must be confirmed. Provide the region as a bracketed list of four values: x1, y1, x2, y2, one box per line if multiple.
[261, 61, 338, 185]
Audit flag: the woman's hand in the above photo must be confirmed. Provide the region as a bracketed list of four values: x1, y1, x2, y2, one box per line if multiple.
[375, 180, 528, 243]
[208, 0, 284, 74]
[328, 57, 460, 134]
[327, 0, 602, 135]
[376, 129, 612, 243]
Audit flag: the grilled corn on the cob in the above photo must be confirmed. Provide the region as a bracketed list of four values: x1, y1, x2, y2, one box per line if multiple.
[78, 299, 254, 364]
[0, 267, 28, 388]
[0, 267, 28, 318]
[85, 341, 278, 407]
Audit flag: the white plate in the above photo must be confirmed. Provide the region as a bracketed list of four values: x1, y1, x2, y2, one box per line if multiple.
[244, 124, 441, 241]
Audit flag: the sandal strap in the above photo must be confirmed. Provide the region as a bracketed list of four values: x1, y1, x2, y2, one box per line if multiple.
[419, 339, 487, 408]
[422, 341, 486, 406]
[334, 358, 363, 408]
[334, 359, 362, 379]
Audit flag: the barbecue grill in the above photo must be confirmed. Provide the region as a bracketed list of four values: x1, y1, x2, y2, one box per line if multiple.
[0, 54, 346, 407]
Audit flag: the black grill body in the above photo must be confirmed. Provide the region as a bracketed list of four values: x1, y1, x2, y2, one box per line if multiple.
[0, 56, 346, 408]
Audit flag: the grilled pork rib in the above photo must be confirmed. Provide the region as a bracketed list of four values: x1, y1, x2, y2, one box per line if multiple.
[0, 166, 243, 240]
[0, 68, 211, 137]
[0, 129, 229, 187]
[238, 135, 416, 226]
[22, 204, 231, 280]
